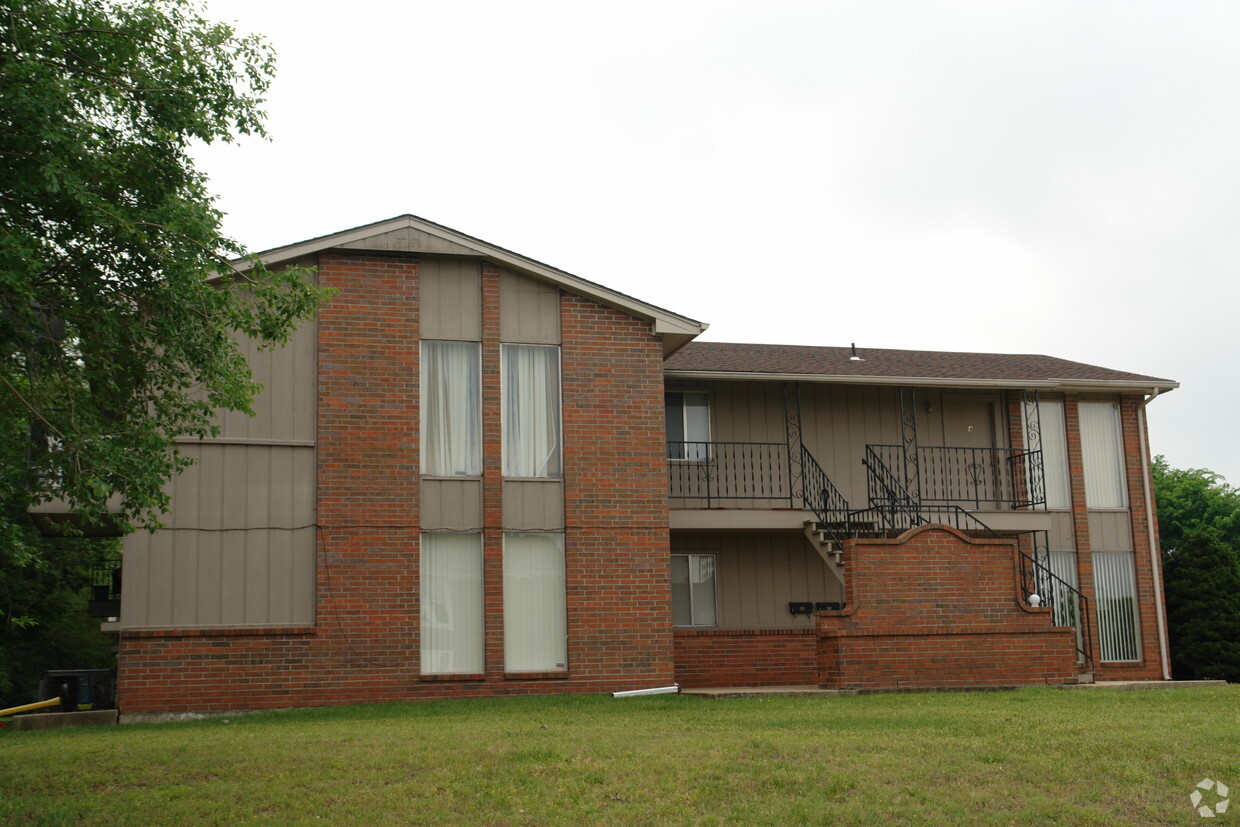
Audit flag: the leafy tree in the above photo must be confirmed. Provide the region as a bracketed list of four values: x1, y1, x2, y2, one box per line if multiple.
[0, 506, 117, 707]
[1, 0, 329, 559]
[1161, 529, 1240, 682]
[1152, 457, 1240, 682]
[1151, 456, 1240, 554]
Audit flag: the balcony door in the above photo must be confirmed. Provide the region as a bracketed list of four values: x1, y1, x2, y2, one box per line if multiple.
[941, 395, 1002, 509]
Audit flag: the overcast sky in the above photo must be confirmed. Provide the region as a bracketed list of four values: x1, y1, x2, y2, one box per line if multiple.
[194, 0, 1240, 485]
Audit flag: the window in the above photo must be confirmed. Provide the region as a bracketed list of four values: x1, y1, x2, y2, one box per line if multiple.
[1024, 399, 1070, 509]
[502, 344, 561, 477]
[665, 391, 710, 461]
[420, 533, 484, 674]
[671, 553, 717, 626]
[1080, 400, 1127, 508]
[1093, 552, 1140, 661]
[1034, 549, 1080, 632]
[421, 340, 481, 476]
[503, 532, 567, 672]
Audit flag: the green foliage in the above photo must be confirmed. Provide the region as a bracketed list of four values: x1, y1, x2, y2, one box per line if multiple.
[1162, 529, 1240, 682]
[1151, 456, 1240, 553]
[0, 519, 117, 707]
[0, 1, 330, 558]
[1152, 457, 1240, 682]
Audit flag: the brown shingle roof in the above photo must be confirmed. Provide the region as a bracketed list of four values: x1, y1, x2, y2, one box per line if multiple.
[664, 342, 1176, 388]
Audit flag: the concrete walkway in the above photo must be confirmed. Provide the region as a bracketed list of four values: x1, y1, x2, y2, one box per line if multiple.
[681, 686, 857, 698]
[1057, 679, 1228, 690]
[681, 680, 1229, 698]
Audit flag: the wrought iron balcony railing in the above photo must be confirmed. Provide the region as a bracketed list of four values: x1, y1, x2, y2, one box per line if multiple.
[667, 441, 794, 507]
[865, 444, 1045, 509]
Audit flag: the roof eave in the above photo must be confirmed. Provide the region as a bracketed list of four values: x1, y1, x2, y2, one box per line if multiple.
[227, 215, 707, 344]
[663, 369, 1179, 395]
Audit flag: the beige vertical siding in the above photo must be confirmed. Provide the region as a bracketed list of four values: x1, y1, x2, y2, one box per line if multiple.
[215, 317, 316, 442]
[122, 527, 315, 627]
[421, 257, 482, 341]
[1087, 511, 1134, 551]
[421, 478, 484, 530]
[500, 269, 560, 344]
[796, 383, 904, 506]
[673, 532, 840, 630]
[502, 480, 565, 530]
[121, 316, 318, 629]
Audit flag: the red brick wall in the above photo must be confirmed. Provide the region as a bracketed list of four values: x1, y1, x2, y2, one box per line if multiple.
[674, 630, 818, 687]
[819, 525, 1079, 690]
[1061, 394, 1166, 680]
[117, 252, 674, 714]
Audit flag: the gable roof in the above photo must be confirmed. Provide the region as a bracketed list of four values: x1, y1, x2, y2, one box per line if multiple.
[235, 214, 707, 356]
[665, 342, 1177, 393]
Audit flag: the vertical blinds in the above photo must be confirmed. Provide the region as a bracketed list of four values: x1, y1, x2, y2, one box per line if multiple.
[1093, 552, 1140, 662]
[1030, 399, 1071, 509]
[1079, 400, 1127, 508]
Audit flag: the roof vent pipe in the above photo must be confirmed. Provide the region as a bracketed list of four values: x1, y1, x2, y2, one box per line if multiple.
[849, 343, 864, 362]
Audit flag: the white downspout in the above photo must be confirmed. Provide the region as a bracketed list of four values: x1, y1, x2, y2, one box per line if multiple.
[1139, 389, 1171, 680]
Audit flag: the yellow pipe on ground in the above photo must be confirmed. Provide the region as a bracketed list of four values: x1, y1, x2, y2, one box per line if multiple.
[0, 697, 62, 717]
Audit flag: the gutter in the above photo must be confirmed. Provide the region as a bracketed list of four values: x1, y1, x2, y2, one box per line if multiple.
[663, 369, 1180, 395]
[1138, 388, 1172, 680]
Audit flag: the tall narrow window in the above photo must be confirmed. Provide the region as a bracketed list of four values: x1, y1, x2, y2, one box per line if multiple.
[666, 391, 710, 460]
[503, 532, 567, 672]
[671, 553, 717, 626]
[421, 340, 481, 476]
[1024, 398, 1070, 509]
[1034, 549, 1080, 632]
[502, 344, 561, 477]
[420, 533, 484, 674]
[1093, 552, 1140, 661]
[1080, 400, 1127, 508]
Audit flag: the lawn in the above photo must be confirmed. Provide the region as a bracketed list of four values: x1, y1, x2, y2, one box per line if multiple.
[1, 685, 1236, 825]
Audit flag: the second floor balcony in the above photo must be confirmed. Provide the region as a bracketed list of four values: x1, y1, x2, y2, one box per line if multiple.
[668, 440, 1045, 516]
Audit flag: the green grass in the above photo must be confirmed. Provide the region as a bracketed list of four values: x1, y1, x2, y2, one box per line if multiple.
[2, 686, 1237, 825]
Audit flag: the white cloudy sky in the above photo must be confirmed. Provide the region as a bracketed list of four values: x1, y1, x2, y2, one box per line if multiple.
[195, 0, 1240, 485]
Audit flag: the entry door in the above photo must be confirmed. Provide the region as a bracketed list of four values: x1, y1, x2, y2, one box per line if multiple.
[942, 396, 1001, 508]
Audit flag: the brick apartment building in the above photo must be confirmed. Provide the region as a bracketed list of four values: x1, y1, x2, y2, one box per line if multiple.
[84, 216, 1177, 716]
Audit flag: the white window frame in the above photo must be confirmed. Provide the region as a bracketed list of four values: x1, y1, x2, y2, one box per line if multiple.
[665, 390, 711, 461]
[671, 553, 718, 627]
[501, 343, 563, 478]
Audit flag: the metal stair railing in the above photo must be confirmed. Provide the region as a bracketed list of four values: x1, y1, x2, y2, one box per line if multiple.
[799, 446, 850, 548]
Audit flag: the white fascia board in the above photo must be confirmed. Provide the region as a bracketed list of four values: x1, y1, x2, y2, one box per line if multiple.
[663, 370, 1179, 395]
[231, 215, 707, 337]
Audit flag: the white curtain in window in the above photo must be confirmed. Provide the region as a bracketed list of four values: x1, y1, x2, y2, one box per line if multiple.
[503, 344, 561, 477]
[1093, 552, 1139, 661]
[1026, 399, 1070, 509]
[1080, 401, 1127, 508]
[422, 341, 481, 476]
[503, 533, 567, 671]
[420, 533, 484, 674]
